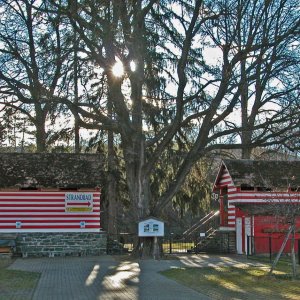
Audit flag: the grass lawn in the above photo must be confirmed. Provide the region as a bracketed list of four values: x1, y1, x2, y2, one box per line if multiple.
[161, 263, 300, 300]
[0, 259, 40, 300]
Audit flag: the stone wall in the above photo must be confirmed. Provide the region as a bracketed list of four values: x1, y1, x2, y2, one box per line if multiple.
[0, 232, 107, 257]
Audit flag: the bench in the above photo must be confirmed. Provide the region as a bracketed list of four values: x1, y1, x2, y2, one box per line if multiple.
[0, 239, 16, 255]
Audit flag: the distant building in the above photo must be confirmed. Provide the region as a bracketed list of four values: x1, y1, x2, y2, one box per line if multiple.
[213, 159, 300, 254]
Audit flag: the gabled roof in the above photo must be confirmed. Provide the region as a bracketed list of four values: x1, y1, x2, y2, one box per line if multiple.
[0, 153, 104, 189]
[220, 159, 300, 189]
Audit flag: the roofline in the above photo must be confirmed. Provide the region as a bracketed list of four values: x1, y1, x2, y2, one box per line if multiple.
[213, 160, 226, 189]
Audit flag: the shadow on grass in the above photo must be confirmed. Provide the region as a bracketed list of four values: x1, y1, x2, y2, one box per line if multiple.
[161, 266, 300, 300]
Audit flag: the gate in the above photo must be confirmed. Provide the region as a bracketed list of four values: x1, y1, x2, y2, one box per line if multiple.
[107, 233, 135, 254]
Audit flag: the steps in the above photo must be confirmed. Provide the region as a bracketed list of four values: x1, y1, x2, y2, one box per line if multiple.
[183, 211, 236, 254]
[196, 230, 236, 253]
[183, 211, 220, 238]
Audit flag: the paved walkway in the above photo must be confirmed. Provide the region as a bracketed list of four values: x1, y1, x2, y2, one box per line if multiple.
[7, 254, 265, 300]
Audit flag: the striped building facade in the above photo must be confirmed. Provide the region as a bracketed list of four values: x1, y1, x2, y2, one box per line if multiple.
[0, 191, 101, 232]
[214, 159, 300, 254]
[0, 153, 105, 256]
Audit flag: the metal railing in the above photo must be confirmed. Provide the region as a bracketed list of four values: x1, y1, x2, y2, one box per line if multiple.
[246, 235, 300, 264]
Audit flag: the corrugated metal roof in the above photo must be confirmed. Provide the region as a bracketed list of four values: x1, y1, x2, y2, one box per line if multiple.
[0, 153, 104, 189]
[223, 159, 300, 189]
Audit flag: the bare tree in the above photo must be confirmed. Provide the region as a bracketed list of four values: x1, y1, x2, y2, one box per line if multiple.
[39, 0, 300, 256]
[203, 0, 300, 159]
[0, 0, 71, 152]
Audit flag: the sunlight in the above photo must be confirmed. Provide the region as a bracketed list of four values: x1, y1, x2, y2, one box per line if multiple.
[85, 264, 100, 286]
[112, 60, 124, 77]
[130, 61, 136, 72]
[108, 262, 140, 288]
[100, 261, 140, 298]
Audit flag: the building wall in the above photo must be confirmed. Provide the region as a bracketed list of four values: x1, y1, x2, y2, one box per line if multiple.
[0, 232, 107, 257]
[0, 191, 101, 232]
[216, 166, 237, 228]
[0, 190, 104, 256]
[252, 216, 300, 254]
[215, 165, 300, 254]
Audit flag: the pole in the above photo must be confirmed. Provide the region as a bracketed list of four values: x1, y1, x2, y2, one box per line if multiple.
[298, 239, 300, 265]
[269, 236, 272, 263]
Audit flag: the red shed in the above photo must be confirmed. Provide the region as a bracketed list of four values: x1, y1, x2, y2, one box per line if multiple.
[213, 159, 300, 255]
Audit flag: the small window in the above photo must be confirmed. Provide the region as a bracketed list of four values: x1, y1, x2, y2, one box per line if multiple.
[241, 184, 254, 191]
[257, 186, 272, 191]
[59, 188, 78, 191]
[290, 187, 300, 192]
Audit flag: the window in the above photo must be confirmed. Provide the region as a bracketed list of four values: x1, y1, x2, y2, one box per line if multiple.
[241, 184, 254, 191]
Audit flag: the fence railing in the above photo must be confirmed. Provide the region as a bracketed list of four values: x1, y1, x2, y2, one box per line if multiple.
[246, 235, 300, 264]
[107, 232, 233, 255]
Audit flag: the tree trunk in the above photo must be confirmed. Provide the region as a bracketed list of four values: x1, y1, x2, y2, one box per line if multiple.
[73, 18, 80, 153]
[35, 106, 47, 153]
[240, 59, 252, 159]
[269, 225, 293, 275]
[290, 226, 297, 279]
[107, 97, 118, 235]
[132, 236, 163, 259]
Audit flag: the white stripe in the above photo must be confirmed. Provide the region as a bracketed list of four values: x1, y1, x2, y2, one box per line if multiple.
[0, 218, 100, 228]
[231, 199, 300, 204]
[228, 221, 235, 225]
[0, 212, 101, 215]
[0, 229, 102, 233]
[233, 192, 299, 198]
[228, 216, 235, 219]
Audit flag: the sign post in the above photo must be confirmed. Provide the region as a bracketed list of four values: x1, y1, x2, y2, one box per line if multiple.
[138, 217, 164, 259]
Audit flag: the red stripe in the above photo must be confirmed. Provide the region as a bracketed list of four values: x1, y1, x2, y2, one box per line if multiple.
[0, 209, 100, 212]
[0, 193, 65, 197]
[230, 195, 300, 201]
[0, 197, 100, 200]
[0, 225, 100, 229]
[1, 214, 100, 222]
[67, 202, 91, 206]
[0, 199, 64, 202]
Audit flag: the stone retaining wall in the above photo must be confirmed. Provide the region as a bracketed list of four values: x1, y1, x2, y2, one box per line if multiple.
[0, 232, 107, 257]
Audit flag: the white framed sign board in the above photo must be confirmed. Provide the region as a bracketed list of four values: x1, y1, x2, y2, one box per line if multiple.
[138, 218, 164, 237]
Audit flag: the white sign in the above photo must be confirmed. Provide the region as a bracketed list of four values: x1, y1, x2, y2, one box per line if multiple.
[65, 192, 93, 213]
[16, 221, 22, 229]
[138, 218, 164, 237]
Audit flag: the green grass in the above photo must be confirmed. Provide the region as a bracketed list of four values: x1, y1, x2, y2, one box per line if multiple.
[0, 259, 40, 300]
[161, 264, 300, 300]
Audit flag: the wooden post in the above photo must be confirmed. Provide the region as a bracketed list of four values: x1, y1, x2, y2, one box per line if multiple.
[269, 236, 272, 262]
[298, 239, 300, 265]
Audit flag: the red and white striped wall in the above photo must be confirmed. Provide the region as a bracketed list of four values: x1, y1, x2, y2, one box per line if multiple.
[214, 166, 237, 228]
[230, 192, 300, 204]
[214, 164, 300, 230]
[0, 191, 101, 232]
